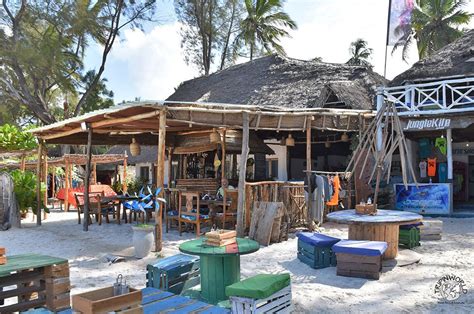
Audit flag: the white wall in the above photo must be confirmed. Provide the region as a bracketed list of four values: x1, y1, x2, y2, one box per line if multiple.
[266, 143, 288, 181]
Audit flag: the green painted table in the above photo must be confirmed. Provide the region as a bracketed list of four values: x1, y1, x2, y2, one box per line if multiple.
[179, 237, 259, 304]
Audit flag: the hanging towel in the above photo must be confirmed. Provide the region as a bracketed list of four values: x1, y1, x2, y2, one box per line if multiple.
[326, 176, 340, 206]
[427, 158, 437, 177]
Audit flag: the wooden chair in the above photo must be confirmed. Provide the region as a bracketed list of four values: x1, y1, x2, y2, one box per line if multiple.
[74, 192, 115, 225]
[165, 189, 180, 233]
[216, 189, 238, 229]
[178, 192, 211, 237]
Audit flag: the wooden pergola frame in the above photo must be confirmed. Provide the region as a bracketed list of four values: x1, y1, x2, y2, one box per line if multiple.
[30, 101, 375, 250]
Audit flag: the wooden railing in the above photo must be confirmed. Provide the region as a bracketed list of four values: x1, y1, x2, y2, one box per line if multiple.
[245, 181, 307, 230]
[384, 77, 474, 115]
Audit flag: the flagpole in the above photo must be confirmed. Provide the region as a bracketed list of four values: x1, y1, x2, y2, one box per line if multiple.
[383, 0, 392, 78]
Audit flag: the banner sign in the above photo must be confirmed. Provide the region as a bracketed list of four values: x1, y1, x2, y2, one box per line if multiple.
[395, 183, 452, 215]
[387, 0, 415, 46]
[401, 117, 472, 131]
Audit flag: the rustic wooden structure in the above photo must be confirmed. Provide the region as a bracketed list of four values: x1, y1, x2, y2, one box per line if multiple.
[72, 286, 142, 313]
[30, 102, 374, 250]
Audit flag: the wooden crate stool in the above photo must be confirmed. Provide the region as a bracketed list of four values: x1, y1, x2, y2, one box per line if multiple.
[44, 262, 71, 311]
[296, 232, 340, 269]
[226, 273, 292, 314]
[146, 254, 200, 294]
[0, 247, 5, 265]
[333, 240, 388, 280]
[420, 219, 443, 240]
[399, 224, 421, 248]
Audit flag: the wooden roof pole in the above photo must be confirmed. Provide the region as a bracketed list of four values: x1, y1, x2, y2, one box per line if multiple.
[221, 129, 226, 229]
[122, 156, 128, 193]
[20, 155, 26, 172]
[43, 150, 48, 220]
[36, 141, 44, 226]
[92, 162, 97, 184]
[237, 113, 249, 237]
[155, 110, 166, 252]
[306, 118, 314, 230]
[83, 126, 93, 232]
[64, 161, 70, 212]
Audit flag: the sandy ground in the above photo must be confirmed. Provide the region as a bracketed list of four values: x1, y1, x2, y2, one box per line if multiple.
[1, 208, 473, 313]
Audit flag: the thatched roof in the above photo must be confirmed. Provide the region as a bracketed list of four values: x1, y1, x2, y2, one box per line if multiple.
[167, 55, 387, 110]
[391, 29, 474, 86]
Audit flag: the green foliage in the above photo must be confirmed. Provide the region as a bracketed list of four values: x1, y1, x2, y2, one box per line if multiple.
[9, 170, 48, 215]
[0, 124, 37, 151]
[0, 0, 156, 124]
[126, 177, 149, 195]
[111, 180, 123, 194]
[78, 70, 114, 114]
[174, 0, 244, 74]
[393, 0, 473, 61]
[239, 0, 297, 60]
[346, 39, 373, 68]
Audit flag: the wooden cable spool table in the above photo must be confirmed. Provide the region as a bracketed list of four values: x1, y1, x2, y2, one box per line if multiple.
[326, 209, 423, 259]
[179, 237, 259, 304]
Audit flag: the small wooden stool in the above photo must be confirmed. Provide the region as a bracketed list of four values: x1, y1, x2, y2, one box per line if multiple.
[296, 232, 340, 269]
[333, 240, 387, 280]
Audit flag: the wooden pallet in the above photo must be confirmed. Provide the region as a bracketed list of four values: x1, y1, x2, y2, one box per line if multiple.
[297, 240, 336, 269]
[229, 285, 292, 314]
[336, 253, 382, 280]
[420, 220, 442, 240]
[45, 263, 71, 311]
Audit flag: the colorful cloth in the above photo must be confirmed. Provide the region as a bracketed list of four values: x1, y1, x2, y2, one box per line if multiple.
[419, 160, 427, 178]
[435, 137, 447, 155]
[427, 158, 437, 177]
[419, 138, 431, 158]
[326, 176, 340, 206]
[438, 163, 447, 183]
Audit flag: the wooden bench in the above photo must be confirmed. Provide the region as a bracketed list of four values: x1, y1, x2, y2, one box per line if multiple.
[296, 233, 340, 269]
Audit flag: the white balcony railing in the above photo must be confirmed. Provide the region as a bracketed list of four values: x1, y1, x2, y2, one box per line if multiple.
[383, 77, 474, 115]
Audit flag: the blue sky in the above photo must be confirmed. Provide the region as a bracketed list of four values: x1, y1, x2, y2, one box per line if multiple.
[84, 0, 474, 103]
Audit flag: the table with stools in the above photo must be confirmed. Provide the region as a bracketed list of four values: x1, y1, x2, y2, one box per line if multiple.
[326, 209, 423, 259]
[179, 237, 259, 304]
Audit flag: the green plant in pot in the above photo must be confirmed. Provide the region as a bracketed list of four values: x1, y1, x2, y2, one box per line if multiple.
[10, 170, 48, 217]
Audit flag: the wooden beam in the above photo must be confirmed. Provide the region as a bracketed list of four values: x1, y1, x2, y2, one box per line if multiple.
[92, 163, 97, 184]
[64, 162, 69, 212]
[36, 142, 43, 226]
[221, 129, 226, 228]
[40, 110, 161, 140]
[155, 110, 167, 252]
[122, 157, 128, 193]
[237, 113, 249, 237]
[306, 119, 313, 230]
[43, 150, 48, 217]
[167, 148, 173, 187]
[83, 127, 93, 232]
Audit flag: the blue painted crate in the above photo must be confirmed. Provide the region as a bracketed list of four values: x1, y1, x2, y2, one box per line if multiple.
[146, 253, 200, 294]
[297, 239, 337, 269]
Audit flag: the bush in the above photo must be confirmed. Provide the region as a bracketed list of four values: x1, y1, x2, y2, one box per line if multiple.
[10, 170, 48, 215]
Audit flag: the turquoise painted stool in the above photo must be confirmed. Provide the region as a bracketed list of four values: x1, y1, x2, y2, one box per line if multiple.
[146, 253, 200, 294]
[296, 232, 340, 269]
[226, 274, 292, 313]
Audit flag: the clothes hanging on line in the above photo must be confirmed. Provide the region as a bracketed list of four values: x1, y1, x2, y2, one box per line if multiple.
[427, 158, 437, 177]
[438, 163, 447, 183]
[435, 137, 447, 155]
[419, 160, 427, 178]
[326, 175, 340, 206]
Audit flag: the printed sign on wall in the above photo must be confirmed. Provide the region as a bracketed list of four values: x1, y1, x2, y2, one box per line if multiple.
[394, 183, 452, 215]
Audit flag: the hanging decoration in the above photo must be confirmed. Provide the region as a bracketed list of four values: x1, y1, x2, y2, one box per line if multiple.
[285, 134, 295, 146]
[129, 138, 141, 156]
[341, 132, 350, 142]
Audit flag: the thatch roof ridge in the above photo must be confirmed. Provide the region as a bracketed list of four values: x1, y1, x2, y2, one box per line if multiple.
[391, 29, 474, 86]
[167, 54, 387, 110]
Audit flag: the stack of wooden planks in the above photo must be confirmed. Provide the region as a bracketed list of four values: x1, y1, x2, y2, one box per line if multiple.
[0, 247, 5, 265]
[420, 220, 443, 240]
[249, 202, 285, 246]
[336, 253, 383, 280]
[45, 262, 71, 311]
[205, 230, 236, 246]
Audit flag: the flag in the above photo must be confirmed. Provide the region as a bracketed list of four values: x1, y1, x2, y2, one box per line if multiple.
[387, 0, 415, 46]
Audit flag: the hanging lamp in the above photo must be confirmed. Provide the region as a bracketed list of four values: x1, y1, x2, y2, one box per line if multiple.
[129, 137, 141, 156]
[285, 134, 295, 146]
[341, 132, 349, 142]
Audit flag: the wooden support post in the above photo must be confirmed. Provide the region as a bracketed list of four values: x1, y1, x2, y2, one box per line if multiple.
[221, 129, 226, 228]
[83, 126, 93, 232]
[155, 110, 167, 252]
[64, 162, 69, 212]
[122, 157, 128, 193]
[92, 163, 97, 184]
[20, 155, 26, 172]
[237, 113, 249, 237]
[43, 151, 48, 220]
[167, 148, 173, 187]
[306, 120, 314, 230]
[51, 168, 56, 203]
[36, 142, 44, 226]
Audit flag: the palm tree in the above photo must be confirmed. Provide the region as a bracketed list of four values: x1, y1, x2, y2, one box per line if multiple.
[240, 0, 297, 60]
[393, 0, 472, 61]
[346, 39, 373, 67]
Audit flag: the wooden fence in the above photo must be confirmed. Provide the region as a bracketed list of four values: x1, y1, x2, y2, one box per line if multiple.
[245, 181, 307, 230]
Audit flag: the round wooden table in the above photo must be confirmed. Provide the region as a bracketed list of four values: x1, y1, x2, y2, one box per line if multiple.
[326, 209, 422, 259]
[179, 237, 259, 304]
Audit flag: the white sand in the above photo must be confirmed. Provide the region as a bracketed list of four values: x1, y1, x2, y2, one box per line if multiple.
[1, 209, 473, 313]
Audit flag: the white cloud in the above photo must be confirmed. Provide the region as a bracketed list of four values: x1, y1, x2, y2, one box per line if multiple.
[107, 23, 198, 101]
